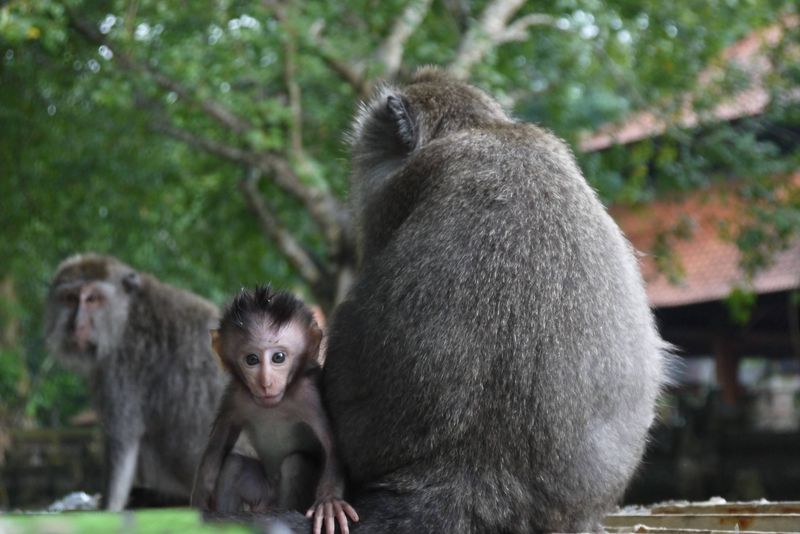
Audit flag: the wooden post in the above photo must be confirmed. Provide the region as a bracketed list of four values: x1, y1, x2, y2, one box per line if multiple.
[713, 335, 741, 406]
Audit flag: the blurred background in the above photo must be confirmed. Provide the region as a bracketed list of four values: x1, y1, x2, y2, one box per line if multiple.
[1, 0, 799, 510]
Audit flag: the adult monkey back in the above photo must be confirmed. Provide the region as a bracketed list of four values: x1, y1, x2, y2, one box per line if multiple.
[322, 68, 669, 533]
[45, 253, 226, 510]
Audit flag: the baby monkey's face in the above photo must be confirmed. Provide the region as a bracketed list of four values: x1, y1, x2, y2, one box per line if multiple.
[231, 319, 309, 407]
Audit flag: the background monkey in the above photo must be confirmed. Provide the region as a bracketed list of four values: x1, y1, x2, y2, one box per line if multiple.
[44, 253, 226, 511]
[315, 67, 670, 533]
[192, 286, 358, 534]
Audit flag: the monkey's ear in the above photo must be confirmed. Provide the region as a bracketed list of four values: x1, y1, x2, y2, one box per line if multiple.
[309, 323, 323, 355]
[210, 329, 222, 360]
[306, 323, 324, 369]
[122, 271, 142, 293]
[386, 94, 417, 151]
[209, 329, 232, 373]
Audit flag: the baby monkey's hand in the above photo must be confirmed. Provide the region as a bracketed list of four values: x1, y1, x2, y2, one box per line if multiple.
[306, 496, 359, 534]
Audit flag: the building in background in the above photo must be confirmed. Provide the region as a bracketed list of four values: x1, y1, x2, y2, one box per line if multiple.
[581, 18, 800, 502]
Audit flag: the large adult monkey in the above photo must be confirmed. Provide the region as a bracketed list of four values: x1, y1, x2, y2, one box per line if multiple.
[319, 68, 670, 533]
[45, 253, 226, 511]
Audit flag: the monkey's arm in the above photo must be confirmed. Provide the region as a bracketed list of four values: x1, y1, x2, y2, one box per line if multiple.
[100, 378, 146, 511]
[298, 379, 359, 534]
[191, 389, 243, 510]
[105, 435, 141, 511]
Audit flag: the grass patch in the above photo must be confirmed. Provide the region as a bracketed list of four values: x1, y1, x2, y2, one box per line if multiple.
[0, 508, 253, 534]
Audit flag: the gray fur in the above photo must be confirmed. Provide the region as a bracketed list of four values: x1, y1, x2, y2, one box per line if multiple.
[322, 68, 669, 533]
[45, 253, 227, 510]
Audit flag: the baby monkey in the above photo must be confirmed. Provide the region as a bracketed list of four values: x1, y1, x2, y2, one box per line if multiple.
[192, 286, 358, 534]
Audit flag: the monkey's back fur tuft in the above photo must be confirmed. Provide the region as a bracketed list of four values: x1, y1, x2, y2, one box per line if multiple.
[322, 68, 669, 533]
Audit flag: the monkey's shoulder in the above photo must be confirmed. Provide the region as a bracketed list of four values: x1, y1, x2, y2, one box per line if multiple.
[133, 275, 218, 323]
[417, 121, 572, 165]
[399, 123, 587, 207]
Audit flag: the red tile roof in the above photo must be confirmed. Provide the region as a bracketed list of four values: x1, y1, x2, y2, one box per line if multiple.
[583, 17, 800, 308]
[611, 175, 800, 308]
[579, 16, 799, 153]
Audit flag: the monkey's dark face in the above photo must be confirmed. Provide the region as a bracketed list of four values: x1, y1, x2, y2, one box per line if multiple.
[46, 278, 133, 370]
[229, 320, 309, 408]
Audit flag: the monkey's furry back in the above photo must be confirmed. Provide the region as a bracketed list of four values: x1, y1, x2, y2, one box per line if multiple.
[323, 68, 669, 533]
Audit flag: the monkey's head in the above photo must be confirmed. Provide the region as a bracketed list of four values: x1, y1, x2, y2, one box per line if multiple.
[348, 67, 511, 258]
[45, 253, 142, 372]
[214, 286, 322, 407]
[350, 66, 509, 187]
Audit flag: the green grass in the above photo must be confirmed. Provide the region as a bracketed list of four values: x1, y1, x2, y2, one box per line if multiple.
[0, 508, 254, 534]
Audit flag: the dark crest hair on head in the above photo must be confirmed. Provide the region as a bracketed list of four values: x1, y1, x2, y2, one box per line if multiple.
[220, 285, 315, 333]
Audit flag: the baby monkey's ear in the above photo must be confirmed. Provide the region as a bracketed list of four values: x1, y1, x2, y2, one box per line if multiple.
[210, 329, 232, 373]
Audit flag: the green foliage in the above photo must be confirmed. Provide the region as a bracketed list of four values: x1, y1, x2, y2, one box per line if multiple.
[0, 0, 798, 425]
[0, 348, 28, 414]
[726, 286, 758, 326]
[650, 214, 695, 285]
[0, 508, 250, 533]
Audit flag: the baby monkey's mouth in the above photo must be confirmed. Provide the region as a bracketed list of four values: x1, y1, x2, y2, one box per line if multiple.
[255, 393, 283, 406]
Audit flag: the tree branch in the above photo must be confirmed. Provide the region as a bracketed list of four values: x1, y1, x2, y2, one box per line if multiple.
[265, 0, 369, 97]
[449, 0, 556, 79]
[312, 36, 370, 96]
[154, 122, 255, 163]
[261, 155, 350, 256]
[68, 15, 254, 135]
[267, 0, 305, 159]
[156, 121, 347, 291]
[284, 35, 304, 159]
[238, 170, 323, 286]
[71, 9, 349, 264]
[376, 0, 434, 78]
[501, 13, 556, 42]
[73, 11, 347, 250]
[154, 120, 346, 249]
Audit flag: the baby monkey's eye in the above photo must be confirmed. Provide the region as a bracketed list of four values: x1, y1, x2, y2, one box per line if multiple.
[245, 353, 260, 366]
[271, 352, 286, 364]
